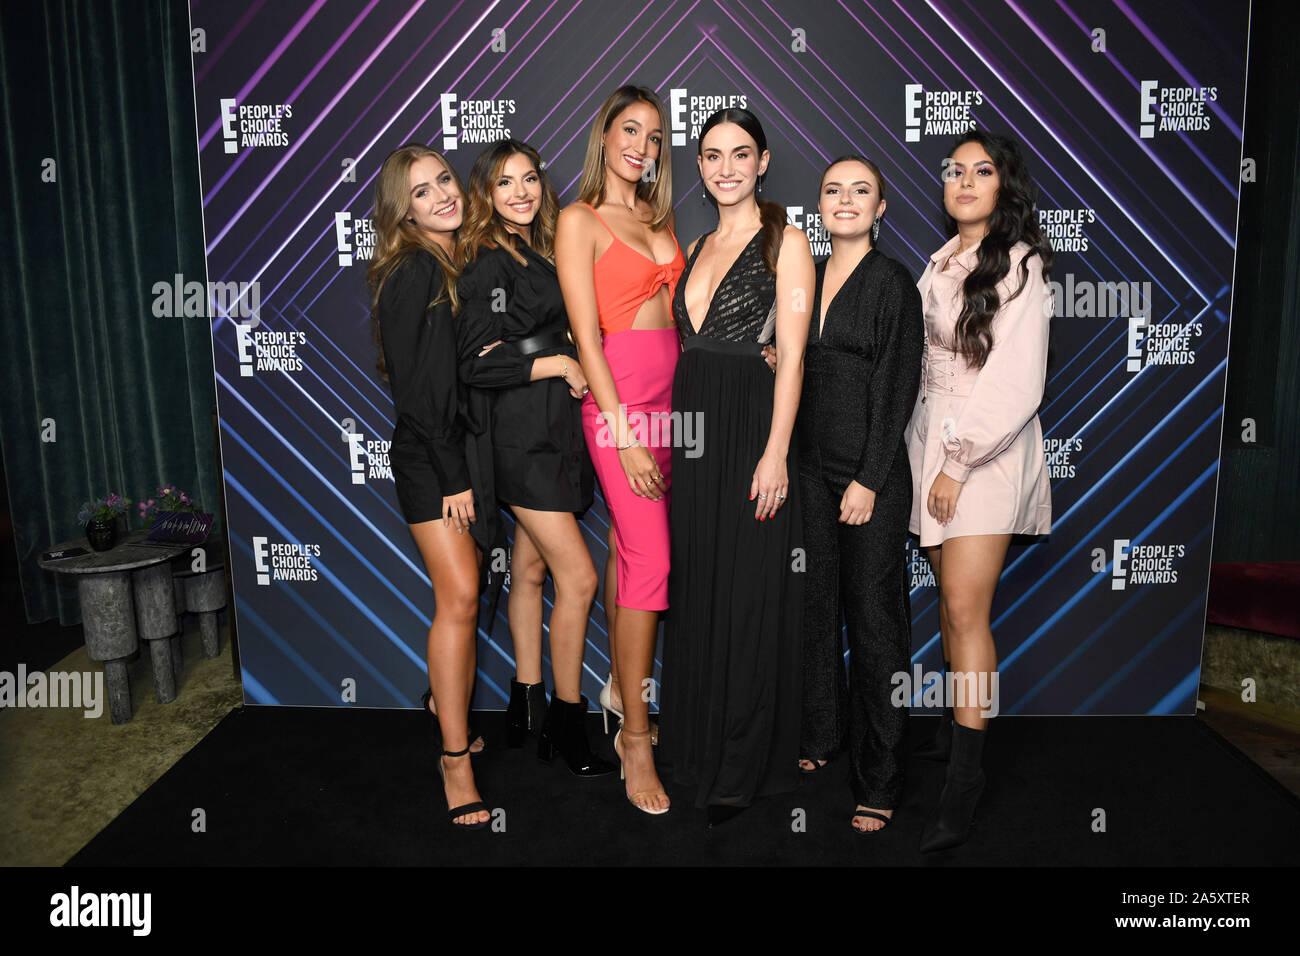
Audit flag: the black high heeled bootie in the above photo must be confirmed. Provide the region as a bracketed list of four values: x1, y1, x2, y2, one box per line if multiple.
[914, 705, 954, 761]
[537, 695, 617, 776]
[506, 678, 548, 748]
[919, 721, 986, 853]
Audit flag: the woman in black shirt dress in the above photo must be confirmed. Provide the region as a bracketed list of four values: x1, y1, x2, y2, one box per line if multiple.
[371, 143, 494, 829]
[456, 139, 613, 776]
[796, 156, 923, 833]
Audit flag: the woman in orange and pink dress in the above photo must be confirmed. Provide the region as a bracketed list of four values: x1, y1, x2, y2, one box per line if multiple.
[555, 85, 683, 815]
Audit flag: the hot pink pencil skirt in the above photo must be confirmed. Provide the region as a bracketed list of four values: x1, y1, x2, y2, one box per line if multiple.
[581, 328, 679, 611]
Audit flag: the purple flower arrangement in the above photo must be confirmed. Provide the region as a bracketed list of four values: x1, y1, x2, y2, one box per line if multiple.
[77, 493, 131, 526]
[138, 485, 198, 528]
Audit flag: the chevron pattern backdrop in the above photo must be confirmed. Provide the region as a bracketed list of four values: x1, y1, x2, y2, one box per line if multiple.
[188, 0, 1250, 714]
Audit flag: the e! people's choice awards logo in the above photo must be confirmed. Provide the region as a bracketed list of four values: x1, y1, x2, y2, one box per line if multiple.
[667, 89, 748, 146]
[236, 324, 307, 376]
[904, 84, 981, 141]
[1093, 539, 1185, 589]
[219, 98, 293, 153]
[439, 93, 515, 150]
[334, 211, 377, 267]
[252, 537, 321, 585]
[1139, 81, 1216, 138]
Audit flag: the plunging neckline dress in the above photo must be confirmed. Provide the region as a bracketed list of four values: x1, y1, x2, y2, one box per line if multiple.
[658, 230, 803, 809]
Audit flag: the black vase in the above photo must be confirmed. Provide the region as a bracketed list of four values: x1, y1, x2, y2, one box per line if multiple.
[86, 518, 118, 552]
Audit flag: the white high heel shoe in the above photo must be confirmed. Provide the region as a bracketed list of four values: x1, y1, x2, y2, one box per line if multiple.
[598, 674, 622, 734]
[599, 674, 658, 745]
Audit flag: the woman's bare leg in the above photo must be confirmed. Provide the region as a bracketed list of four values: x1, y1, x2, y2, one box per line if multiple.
[508, 524, 547, 686]
[510, 507, 598, 703]
[409, 519, 489, 825]
[932, 535, 1010, 730]
[615, 607, 668, 811]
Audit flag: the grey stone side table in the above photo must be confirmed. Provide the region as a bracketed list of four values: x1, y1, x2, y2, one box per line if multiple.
[38, 530, 190, 723]
[171, 535, 228, 663]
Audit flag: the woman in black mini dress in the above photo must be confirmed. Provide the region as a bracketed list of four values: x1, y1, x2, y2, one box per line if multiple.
[456, 138, 613, 776]
[371, 143, 494, 829]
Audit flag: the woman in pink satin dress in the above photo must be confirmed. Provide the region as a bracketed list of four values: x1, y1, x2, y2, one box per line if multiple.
[906, 129, 1053, 853]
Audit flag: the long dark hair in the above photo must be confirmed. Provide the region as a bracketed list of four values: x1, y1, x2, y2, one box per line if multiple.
[698, 108, 786, 273]
[943, 129, 1053, 369]
[456, 138, 559, 270]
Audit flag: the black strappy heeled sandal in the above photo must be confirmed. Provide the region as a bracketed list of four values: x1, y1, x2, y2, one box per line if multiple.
[438, 746, 489, 830]
[851, 807, 893, 833]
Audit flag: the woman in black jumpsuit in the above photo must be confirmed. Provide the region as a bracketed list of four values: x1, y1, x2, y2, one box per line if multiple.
[456, 139, 613, 776]
[795, 156, 923, 832]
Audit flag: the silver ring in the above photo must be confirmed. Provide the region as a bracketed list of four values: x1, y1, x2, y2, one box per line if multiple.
[758, 493, 768, 499]
[775, 493, 785, 499]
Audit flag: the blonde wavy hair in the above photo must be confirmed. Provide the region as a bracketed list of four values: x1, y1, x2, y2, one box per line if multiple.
[575, 85, 674, 229]
[367, 143, 463, 378]
[456, 138, 558, 269]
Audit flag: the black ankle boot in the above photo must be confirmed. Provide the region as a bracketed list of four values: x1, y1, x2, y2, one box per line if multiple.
[506, 678, 547, 748]
[914, 705, 954, 761]
[920, 722, 986, 853]
[538, 695, 617, 776]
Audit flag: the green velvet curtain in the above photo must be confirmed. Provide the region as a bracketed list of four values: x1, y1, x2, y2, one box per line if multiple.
[1214, 0, 1300, 561]
[0, 0, 218, 624]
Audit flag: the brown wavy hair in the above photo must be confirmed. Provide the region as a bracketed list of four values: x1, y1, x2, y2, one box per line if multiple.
[456, 138, 558, 270]
[367, 143, 463, 379]
[698, 107, 786, 273]
[575, 85, 674, 229]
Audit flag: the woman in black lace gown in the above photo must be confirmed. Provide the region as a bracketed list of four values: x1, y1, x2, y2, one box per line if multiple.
[658, 109, 815, 824]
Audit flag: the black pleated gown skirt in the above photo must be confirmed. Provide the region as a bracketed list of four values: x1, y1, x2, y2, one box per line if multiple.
[659, 339, 803, 809]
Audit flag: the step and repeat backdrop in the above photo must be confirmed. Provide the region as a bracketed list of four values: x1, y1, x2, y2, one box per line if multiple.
[188, 0, 1249, 714]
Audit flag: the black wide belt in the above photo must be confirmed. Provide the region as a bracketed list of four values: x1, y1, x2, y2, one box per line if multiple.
[683, 335, 766, 357]
[514, 327, 571, 356]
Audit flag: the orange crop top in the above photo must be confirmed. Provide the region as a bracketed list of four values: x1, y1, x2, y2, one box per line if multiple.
[584, 202, 685, 335]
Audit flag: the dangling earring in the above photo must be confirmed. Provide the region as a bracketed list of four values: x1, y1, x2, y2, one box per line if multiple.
[701, 182, 709, 204]
[871, 216, 882, 244]
[757, 176, 763, 195]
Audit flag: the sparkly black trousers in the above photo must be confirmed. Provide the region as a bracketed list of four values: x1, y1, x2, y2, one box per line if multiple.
[797, 460, 913, 809]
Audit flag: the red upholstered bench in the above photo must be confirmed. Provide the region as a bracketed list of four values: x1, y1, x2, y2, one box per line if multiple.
[1207, 562, 1300, 641]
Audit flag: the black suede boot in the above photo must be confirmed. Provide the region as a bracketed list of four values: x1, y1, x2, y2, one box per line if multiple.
[538, 695, 617, 776]
[920, 722, 986, 852]
[914, 705, 954, 761]
[506, 678, 548, 748]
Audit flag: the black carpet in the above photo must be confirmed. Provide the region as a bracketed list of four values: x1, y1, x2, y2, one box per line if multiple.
[67, 708, 1300, 866]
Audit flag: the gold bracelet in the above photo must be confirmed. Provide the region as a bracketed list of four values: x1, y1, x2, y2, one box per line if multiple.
[560, 355, 568, 381]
